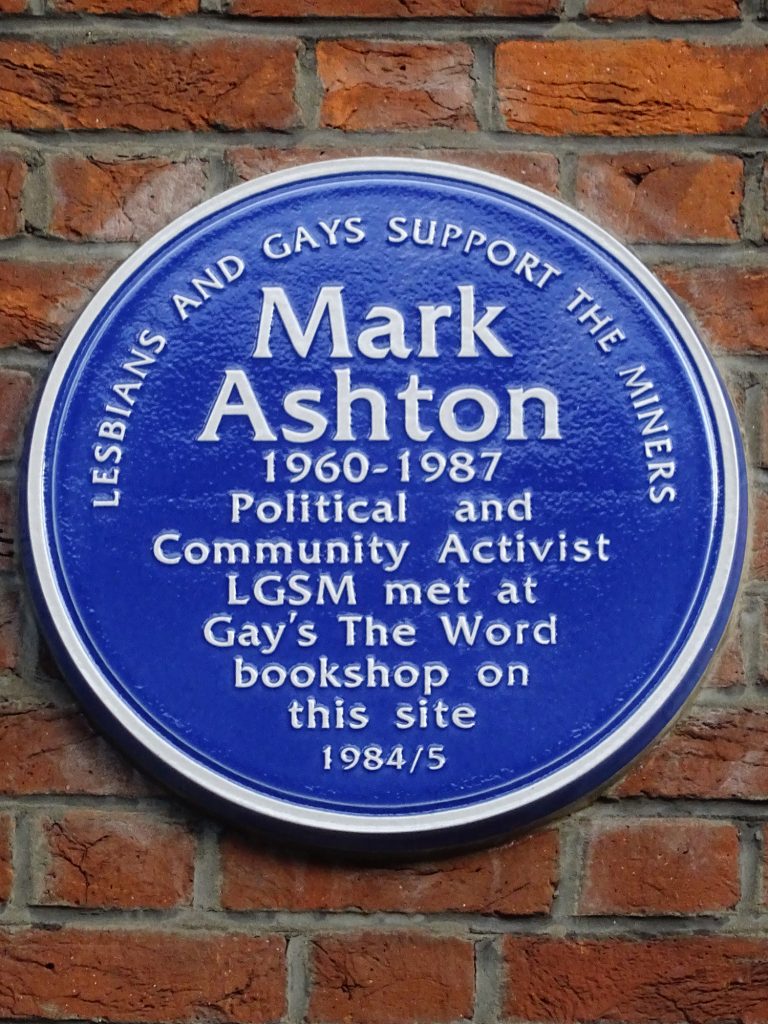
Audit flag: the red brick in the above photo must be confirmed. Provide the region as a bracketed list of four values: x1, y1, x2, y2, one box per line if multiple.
[576, 153, 742, 242]
[0, 261, 109, 351]
[53, 0, 195, 12]
[228, 145, 559, 193]
[0, 155, 25, 238]
[579, 819, 740, 915]
[49, 156, 210, 243]
[496, 41, 768, 135]
[0, 591, 20, 672]
[222, 828, 557, 914]
[0, 928, 285, 1022]
[38, 811, 195, 909]
[504, 936, 768, 1022]
[310, 933, 473, 1024]
[586, 0, 739, 18]
[0, 815, 12, 903]
[0, 484, 14, 572]
[317, 41, 476, 132]
[0, 709, 156, 797]
[0, 368, 34, 457]
[232, 0, 556, 14]
[660, 266, 768, 355]
[615, 709, 768, 799]
[0, 0, 25, 11]
[0, 40, 298, 132]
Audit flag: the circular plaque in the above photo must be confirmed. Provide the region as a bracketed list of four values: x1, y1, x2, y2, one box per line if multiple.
[24, 159, 747, 853]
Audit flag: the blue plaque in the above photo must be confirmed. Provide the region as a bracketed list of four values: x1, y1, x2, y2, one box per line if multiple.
[23, 159, 746, 853]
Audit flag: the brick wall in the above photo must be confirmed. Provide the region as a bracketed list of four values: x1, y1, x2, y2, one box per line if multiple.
[1, 2, 767, 1022]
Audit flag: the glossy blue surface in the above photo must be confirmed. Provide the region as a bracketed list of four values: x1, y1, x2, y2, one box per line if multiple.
[24, 162, 746, 852]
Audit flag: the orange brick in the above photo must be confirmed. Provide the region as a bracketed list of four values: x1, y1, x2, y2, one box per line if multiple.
[586, 0, 739, 17]
[49, 156, 210, 243]
[0, 40, 298, 132]
[0, 261, 109, 351]
[496, 41, 767, 135]
[0, 155, 25, 238]
[227, 145, 559, 193]
[318, 40, 477, 131]
[575, 153, 742, 242]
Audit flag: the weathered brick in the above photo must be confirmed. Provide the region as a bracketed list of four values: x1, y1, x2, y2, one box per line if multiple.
[53, 0, 195, 12]
[586, 0, 739, 18]
[575, 153, 742, 242]
[317, 41, 477, 131]
[0, 485, 14, 572]
[762, 603, 768, 687]
[0, 155, 25, 238]
[0, 40, 298, 132]
[0, 591, 20, 672]
[0, 369, 34, 457]
[0, 261, 109, 351]
[504, 937, 768, 1022]
[496, 41, 768, 135]
[37, 811, 195, 909]
[761, 391, 768, 470]
[227, 145, 559, 193]
[0, 815, 12, 903]
[49, 156, 210, 243]
[579, 820, 740, 915]
[720, 366, 747, 436]
[310, 933, 474, 1024]
[704, 616, 745, 688]
[614, 709, 768, 799]
[0, 709, 156, 797]
[660, 266, 768, 355]
[222, 828, 558, 914]
[232, 0, 557, 14]
[754, 492, 768, 581]
[0, 928, 285, 1022]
